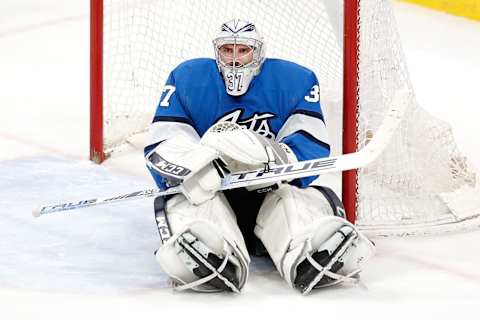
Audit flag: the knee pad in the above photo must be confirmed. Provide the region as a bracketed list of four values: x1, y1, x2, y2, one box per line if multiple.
[155, 193, 250, 292]
[310, 185, 346, 218]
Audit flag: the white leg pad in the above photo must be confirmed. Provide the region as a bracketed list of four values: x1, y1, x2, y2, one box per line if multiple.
[155, 193, 250, 292]
[254, 184, 375, 289]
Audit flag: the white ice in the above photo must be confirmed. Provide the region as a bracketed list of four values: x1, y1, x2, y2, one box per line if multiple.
[1, 1, 480, 319]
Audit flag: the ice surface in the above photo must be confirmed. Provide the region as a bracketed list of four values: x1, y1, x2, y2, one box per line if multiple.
[0, 157, 169, 294]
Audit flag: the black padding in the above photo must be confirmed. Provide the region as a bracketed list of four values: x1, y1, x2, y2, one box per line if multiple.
[154, 196, 173, 244]
[223, 188, 268, 256]
[310, 185, 346, 219]
[180, 240, 239, 292]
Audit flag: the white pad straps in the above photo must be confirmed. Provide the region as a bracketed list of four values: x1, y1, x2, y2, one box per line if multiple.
[174, 232, 240, 293]
[299, 226, 360, 295]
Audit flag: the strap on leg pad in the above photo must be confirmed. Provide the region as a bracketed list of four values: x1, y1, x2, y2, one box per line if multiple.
[175, 232, 241, 293]
[293, 225, 359, 295]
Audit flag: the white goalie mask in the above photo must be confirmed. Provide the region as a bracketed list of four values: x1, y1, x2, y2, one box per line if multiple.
[213, 19, 266, 96]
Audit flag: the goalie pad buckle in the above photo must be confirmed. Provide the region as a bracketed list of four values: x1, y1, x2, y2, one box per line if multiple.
[175, 232, 240, 293]
[294, 225, 360, 295]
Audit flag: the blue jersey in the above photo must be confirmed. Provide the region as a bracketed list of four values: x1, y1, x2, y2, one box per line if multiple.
[145, 58, 330, 189]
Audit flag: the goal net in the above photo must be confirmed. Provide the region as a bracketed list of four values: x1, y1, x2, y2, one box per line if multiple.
[91, 0, 480, 236]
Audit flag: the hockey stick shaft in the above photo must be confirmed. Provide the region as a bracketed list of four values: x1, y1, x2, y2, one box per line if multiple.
[33, 87, 409, 218]
[32, 153, 359, 217]
[32, 186, 180, 217]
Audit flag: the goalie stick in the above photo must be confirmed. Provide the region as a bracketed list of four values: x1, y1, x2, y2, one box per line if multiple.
[32, 87, 410, 218]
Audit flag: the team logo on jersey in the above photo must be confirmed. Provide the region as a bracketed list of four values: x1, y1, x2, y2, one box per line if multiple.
[216, 109, 275, 139]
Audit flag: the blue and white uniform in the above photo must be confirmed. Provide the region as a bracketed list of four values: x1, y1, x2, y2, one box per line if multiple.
[145, 57, 330, 189]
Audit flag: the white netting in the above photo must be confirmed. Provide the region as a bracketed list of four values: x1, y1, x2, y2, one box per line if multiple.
[354, 1, 480, 235]
[101, 0, 480, 235]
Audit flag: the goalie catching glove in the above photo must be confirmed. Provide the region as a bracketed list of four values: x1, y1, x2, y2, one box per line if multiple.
[200, 122, 297, 191]
[201, 122, 297, 169]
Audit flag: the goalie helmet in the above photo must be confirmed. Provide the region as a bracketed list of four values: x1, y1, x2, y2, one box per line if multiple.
[213, 19, 266, 96]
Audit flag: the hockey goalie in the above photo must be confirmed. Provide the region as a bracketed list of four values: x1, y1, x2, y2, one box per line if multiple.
[144, 19, 375, 295]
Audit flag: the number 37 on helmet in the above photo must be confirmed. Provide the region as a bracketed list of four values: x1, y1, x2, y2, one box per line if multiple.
[213, 19, 266, 96]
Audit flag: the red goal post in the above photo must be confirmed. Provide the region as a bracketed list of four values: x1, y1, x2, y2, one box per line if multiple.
[90, 0, 104, 164]
[342, 0, 360, 224]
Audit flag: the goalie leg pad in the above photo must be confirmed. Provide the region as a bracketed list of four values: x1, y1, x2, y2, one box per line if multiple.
[254, 184, 375, 294]
[155, 193, 250, 292]
[310, 185, 347, 219]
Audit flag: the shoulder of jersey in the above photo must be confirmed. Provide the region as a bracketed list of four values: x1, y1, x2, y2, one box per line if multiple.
[259, 58, 317, 93]
[173, 58, 218, 77]
[262, 58, 316, 79]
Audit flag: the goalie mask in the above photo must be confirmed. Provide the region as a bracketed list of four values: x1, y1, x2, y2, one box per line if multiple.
[213, 19, 265, 96]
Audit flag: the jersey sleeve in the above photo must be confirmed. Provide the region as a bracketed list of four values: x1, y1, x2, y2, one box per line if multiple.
[277, 72, 330, 188]
[144, 71, 200, 189]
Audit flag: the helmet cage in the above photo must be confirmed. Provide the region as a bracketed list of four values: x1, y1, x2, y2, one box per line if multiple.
[213, 36, 264, 71]
[212, 19, 266, 96]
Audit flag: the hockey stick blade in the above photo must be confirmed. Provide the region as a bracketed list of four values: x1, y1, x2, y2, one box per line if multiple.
[33, 87, 410, 217]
